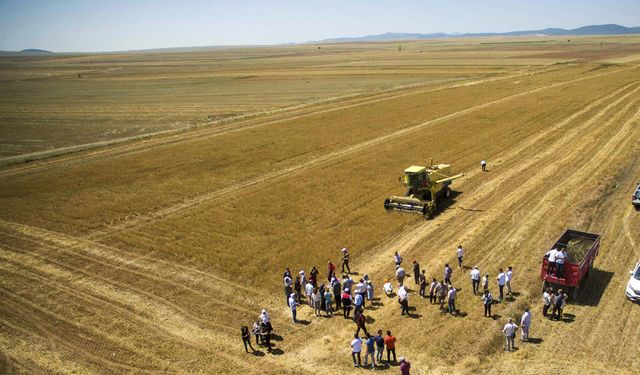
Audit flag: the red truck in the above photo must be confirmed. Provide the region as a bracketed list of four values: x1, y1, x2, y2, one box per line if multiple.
[541, 229, 601, 301]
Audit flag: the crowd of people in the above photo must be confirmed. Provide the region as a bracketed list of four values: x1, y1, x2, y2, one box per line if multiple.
[241, 238, 571, 371]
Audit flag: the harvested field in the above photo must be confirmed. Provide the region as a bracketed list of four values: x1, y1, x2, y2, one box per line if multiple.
[1, 36, 640, 374]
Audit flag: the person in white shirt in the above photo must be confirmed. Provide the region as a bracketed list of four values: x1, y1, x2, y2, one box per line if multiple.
[482, 273, 489, 293]
[351, 334, 363, 367]
[447, 287, 457, 314]
[545, 248, 558, 275]
[383, 280, 393, 296]
[505, 266, 514, 296]
[502, 318, 518, 351]
[470, 266, 481, 295]
[520, 307, 532, 342]
[542, 287, 552, 317]
[396, 266, 406, 285]
[496, 269, 506, 301]
[456, 245, 464, 268]
[480, 159, 487, 172]
[394, 251, 403, 266]
[555, 248, 568, 278]
[305, 282, 314, 306]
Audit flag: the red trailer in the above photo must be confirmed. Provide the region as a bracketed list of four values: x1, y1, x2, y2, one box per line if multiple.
[541, 229, 601, 301]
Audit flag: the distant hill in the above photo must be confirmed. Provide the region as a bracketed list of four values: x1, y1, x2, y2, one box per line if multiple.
[315, 24, 640, 43]
[20, 49, 52, 53]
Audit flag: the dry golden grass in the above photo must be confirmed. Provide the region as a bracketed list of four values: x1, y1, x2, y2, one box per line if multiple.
[1, 36, 640, 374]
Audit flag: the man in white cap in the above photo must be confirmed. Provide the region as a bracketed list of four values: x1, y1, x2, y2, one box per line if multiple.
[341, 247, 351, 274]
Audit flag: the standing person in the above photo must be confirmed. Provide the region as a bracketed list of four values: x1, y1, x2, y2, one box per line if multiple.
[288, 294, 298, 323]
[284, 274, 293, 305]
[412, 260, 420, 285]
[342, 288, 353, 319]
[294, 275, 302, 305]
[332, 277, 342, 311]
[482, 273, 489, 293]
[502, 318, 518, 352]
[396, 265, 406, 285]
[366, 280, 374, 302]
[418, 270, 427, 298]
[351, 334, 363, 368]
[324, 287, 333, 316]
[444, 264, 452, 285]
[241, 325, 255, 353]
[354, 290, 364, 316]
[542, 287, 552, 317]
[252, 320, 262, 346]
[447, 286, 457, 314]
[481, 159, 487, 172]
[355, 279, 367, 308]
[394, 251, 403, 267]
[456, 245, 464, 268]
[383, 279, 394, 297]
[261, 324, 272, 352]
[341, 248, 351, 274]
[496, 269, 506, 302]
[555, 248, 568, 278]
[551, 289, 565, 320]
[437, 281, 447, 311]
[283, 267, 292, 281]
[374, 330, 385, 364]
[520, 307, 532, 342]
[342, 274, 354, 293]
[398, 285, 410, 315]
[305, 281, 314, 306]
[312, 288, 322, 317]
[399, 357, 411, 375]
[327, 261, 336, 281]
[560, 290, 568, 319]
[384, 331, 397, 365]
[506, 266, 514, 297]
[470, 266, 481, 295]
[310, 266, 319, 287]
[355, 311, 369, 336]
[545, 247, 558, 275]
[299, 270, 307, 287]
[364, 334, 376, 369]
[482, 289, 493, 317]
[429, 278, 438, 304]
[259, 309, 272, 333]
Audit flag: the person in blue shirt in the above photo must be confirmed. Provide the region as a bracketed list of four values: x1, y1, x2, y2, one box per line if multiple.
[374, 330, 385, 363]
[364, 334, 377, 369]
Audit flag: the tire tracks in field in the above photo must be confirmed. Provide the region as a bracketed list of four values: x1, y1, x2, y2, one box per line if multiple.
[89, 65, 640, 239]
[277, 70, 640, 371]
[0, 64, 568, 178]
[0, 288, 164, 374]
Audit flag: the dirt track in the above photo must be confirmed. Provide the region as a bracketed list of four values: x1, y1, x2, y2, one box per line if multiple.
[1, 55, 639, 374]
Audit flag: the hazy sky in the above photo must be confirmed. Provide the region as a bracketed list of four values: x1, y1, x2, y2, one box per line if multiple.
[1, 0, 638, 52]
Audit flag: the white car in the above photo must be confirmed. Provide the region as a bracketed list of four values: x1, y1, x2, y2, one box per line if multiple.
[626, 260, 640, 302]
[633, 184, 640, 208]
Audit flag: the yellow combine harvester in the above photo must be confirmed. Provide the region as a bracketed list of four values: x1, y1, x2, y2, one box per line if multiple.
[384, 161, 464, 217]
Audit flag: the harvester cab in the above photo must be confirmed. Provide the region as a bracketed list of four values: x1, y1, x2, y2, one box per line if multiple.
[384, 161, 464, 217]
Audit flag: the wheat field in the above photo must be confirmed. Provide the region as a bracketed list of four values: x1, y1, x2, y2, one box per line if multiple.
[1, 36, 640, 374]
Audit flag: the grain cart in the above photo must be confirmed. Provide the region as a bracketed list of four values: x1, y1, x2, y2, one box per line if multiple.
[384, 160, 464, 217]
[541, 229, 601, 301]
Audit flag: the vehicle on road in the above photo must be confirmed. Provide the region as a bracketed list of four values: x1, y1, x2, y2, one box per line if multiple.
[626, 260, 640, 302]
[541, 229, 601, 301]
[632, 183, 640, 209]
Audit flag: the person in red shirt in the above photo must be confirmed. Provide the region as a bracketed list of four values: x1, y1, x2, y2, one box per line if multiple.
[327, 261, 336, 281]
[384, 330, 397, 365]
